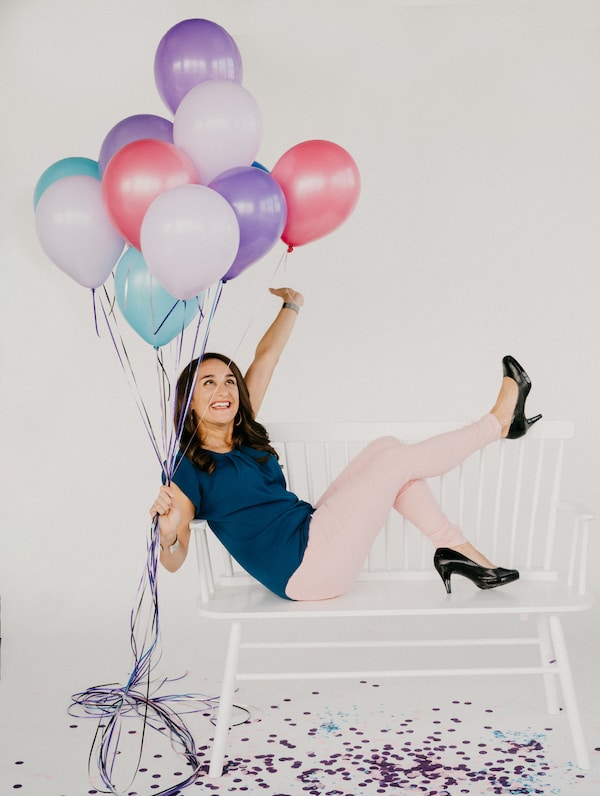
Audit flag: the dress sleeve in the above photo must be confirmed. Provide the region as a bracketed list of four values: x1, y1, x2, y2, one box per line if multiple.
[165, 454, 202, 516]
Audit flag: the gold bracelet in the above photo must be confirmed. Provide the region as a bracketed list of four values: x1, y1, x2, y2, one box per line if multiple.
[282, 301, 300, 314]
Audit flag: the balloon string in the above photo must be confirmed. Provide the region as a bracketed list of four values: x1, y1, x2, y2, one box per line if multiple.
[96, 285, 169, 469]
[167, 287, 217, 469]
[168, 281, 223, 481]
[97, 280, 217, 480]
[153, 298, 179, 336]
[91, 288, 100, 337]
[70, 515, 215, 794]
[76, 255, 285, 794]
[169, 250, 288, 478]
[155, 348, 170, 463]
[227, 246, 288, 368]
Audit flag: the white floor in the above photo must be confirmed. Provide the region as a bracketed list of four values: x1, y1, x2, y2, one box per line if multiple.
[1, 583, 599, 796]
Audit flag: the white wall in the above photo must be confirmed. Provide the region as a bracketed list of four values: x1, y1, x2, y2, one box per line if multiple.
[2, 0, 599, 623]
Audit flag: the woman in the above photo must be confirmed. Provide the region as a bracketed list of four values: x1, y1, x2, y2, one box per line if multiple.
[150, 287, 541, 600]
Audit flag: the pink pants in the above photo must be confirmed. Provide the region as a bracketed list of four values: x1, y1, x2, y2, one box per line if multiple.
[285, 413, 501, 600]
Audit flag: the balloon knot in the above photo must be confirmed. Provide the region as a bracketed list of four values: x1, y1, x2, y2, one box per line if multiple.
[287, 245, 294, 253]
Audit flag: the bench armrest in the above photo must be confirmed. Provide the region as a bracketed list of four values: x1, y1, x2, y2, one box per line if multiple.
[556, 501, 596, 522]
[556, 502, 597, 595]
[191, 520, 214, 603]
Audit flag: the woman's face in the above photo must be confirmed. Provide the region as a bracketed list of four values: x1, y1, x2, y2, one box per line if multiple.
[191, 358, 240, 427]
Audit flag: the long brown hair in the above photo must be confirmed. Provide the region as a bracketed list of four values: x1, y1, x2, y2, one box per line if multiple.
[174, 352, 278, 473]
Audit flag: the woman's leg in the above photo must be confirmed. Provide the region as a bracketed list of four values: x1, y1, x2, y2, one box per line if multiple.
[317, 438, 470, 547]
[317, 438, 475, 570]
[393, 478, 466, 547]
[314, 436, 401, 508]
[285, 413, 501, 600]
[394, 479, 497, 568]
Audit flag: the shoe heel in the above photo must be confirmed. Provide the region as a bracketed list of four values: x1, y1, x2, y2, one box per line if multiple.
[434, 561, 453, 594]
[441, 571, 452, 595]
[527, 414, 542, 429]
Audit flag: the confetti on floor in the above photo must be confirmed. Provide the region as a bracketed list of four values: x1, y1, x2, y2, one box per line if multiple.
[10, 681, 597, 795]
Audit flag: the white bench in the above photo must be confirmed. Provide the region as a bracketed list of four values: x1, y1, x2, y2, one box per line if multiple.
[191, 420, 595, 777]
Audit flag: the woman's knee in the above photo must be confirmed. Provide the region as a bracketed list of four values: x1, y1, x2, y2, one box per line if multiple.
[372, 435, 404, 453]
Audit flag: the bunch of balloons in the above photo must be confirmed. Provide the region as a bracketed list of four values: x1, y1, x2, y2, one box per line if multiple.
[34, 18, 361, 348]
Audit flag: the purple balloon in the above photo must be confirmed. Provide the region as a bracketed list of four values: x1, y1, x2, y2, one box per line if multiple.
[98, 114, 174, 174]
[209, 166, 287, 281]
[154, 19, 243, 114]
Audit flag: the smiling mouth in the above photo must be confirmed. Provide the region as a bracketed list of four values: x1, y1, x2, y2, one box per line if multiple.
[211, 401, 231, 409]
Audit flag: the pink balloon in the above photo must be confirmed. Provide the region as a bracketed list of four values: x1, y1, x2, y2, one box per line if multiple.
[173, 80, 262, 185]
[140, 184, 240, 300]
[102, 139, 198, 249]
[271, 140, 361, 248]
[35, 175, 124, 288]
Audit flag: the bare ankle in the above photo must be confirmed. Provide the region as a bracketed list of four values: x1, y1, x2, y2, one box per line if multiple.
[450, 542, 496, 569]
[491, 377, 518, 438]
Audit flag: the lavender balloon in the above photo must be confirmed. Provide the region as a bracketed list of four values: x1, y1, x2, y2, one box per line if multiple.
[174, 80, 262, 185]
[141, 184, 240, 300]
[154, 19, 243, 114]
[35, 175, 124, 289]
[99, 115, 173, 174]
[209, 166, 287, 281]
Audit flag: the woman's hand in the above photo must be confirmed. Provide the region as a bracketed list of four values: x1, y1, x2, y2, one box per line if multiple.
[149, 482, 194, 572]
[150, 485, 181, 546]
[269, 286, 304, 307]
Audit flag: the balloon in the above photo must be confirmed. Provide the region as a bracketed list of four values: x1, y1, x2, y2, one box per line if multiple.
[98, 114, 173, 175]
[154, 18, 243, 114]
[114, 247, 201, 347]
[141, 184, 240, 300]
[174, 80, 262, 185]
[33, 157, 99, 209]
[209, 167, 287, 281]
[271, 140, 361, 248]
[102, 139, 198, 249]
[252, 161, 270, 173]
[35, 175, 124, 288]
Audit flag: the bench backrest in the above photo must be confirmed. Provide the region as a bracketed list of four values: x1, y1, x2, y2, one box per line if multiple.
[196, 420, 576, 586]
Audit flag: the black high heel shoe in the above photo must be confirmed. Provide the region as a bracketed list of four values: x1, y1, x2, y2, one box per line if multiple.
[502, 355, 542, 439]
[433, 547, 519, 594]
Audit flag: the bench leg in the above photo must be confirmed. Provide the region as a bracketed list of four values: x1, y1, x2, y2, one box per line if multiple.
[208, 621, 243, 778]
[537, 616, 560, 715]
[548, 615, 591, 769]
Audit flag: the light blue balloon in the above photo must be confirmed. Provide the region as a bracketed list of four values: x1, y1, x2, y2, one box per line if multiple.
[33, 157, 100, 209]
[114, 248, 201, 348]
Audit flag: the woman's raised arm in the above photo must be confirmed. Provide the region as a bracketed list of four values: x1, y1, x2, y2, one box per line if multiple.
[244, 287, 304, 416]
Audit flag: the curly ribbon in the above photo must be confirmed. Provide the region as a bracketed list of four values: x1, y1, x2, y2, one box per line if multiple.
[71, 284, 224, 793]
[69, 518, 219, 794]
[76, 246, 288, 794]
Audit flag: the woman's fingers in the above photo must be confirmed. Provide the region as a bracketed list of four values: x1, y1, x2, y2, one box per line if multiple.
[150, 486, 175, 516]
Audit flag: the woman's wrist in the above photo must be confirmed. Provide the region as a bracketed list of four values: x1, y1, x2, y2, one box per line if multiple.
[160, 535, 179, 554]
[282, 301, 300, 314]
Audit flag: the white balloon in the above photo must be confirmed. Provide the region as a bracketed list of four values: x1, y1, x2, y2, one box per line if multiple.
[174, 80, 262, 184]
[140, 184, 240, 299]
[35, 175, 124, 288]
